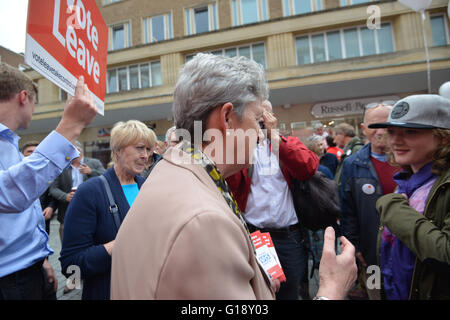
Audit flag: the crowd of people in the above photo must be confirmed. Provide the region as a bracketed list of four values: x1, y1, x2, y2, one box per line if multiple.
[0, 54, 449, 301]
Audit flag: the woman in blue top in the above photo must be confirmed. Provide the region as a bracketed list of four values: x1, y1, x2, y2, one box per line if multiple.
[60, 120, 155, 300]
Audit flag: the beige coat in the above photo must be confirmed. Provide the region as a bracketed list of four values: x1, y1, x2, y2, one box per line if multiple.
[110, 147, 274, 300]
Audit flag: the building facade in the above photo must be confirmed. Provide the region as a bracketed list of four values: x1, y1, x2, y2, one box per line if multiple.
[22, 0, 450, 165]
[0, 45, 27, 69]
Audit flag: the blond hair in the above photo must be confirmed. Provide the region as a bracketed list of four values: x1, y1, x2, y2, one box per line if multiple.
[110, 120, 156, 162]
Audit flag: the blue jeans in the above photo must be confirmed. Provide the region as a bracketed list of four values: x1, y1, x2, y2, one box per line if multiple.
[272, 228, 309, 300]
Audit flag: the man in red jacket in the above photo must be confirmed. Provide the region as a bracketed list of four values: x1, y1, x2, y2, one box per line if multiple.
[226, 100, 319, 300]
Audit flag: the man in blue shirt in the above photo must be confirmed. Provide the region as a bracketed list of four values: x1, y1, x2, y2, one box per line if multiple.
[0, 63, 97, 300]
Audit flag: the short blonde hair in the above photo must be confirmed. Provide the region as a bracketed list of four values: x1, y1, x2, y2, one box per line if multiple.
[110, 120, 156, 162]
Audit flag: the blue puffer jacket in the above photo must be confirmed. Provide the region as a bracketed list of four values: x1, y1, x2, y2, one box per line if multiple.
[339, 143, 384, 267]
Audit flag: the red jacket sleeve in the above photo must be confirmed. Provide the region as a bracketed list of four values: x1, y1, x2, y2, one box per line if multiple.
[278, 136, 319, 183]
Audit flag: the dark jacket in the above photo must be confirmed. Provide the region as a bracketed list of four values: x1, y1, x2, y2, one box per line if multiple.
[335, 136, 364, 188]
[59, 167, 145, 300]
[140, 152, 163, 180]
[376, 168, 450, 300]
[320, 152, 338, 176]
[50, 157, 105, 223]
[340, 143, 385, 266]
[39, 187, 57, 212]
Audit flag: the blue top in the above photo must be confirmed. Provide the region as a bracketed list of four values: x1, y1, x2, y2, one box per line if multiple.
[0, 124, 79, 277]
[59, 167, 144, 300]
[121, 184, 139, 207]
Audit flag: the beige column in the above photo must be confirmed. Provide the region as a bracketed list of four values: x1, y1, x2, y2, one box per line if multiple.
[266, 33, 296, 69]
[394, 12, 433, 51]
[160, 52, 184, 86]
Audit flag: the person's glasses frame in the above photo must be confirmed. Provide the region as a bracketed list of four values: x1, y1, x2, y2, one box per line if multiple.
[363, 100, 396, 120]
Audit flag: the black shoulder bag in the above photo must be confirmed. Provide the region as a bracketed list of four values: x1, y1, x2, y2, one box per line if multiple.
[99, 175, 122, 232]
[291, 171, 341, 232]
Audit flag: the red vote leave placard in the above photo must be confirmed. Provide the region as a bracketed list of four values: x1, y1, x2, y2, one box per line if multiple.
[25, 0, 107, 115]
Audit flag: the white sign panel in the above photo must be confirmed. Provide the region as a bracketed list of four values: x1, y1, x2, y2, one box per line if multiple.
[311, 96, 400, 118]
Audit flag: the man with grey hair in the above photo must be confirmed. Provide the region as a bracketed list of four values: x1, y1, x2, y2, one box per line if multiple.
[226, 100, 319, 300]
[164, 126, 178, 150]
[340, 104, 399, 300]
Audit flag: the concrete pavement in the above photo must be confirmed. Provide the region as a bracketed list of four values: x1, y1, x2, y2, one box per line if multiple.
[47, 216, 82, 300]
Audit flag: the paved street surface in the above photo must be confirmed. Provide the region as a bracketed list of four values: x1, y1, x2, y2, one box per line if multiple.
[47, 215, 319, 300]
[47, 217, 82, 300]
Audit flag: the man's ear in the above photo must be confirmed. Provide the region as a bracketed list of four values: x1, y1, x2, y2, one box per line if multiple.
[17, 90, 29, 106]
[360, 122, 367, 136]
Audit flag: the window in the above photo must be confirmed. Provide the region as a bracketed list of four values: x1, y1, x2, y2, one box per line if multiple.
[377, 23, 394, 53]
[343, 28, 359, 58]
[104, 0, 122, 5]
[295, 36, 311, 65]
[186, 43, 267, 68]
[108, 22, 131, 51]
[291, 121, 306, 130]
[311, 34, 326, 63]
[186, 3, 218, 35]
[59, 88, 68, 101]
[283, 0, 323, 16]
[129, 65, 139, 90]
[106, 61, 162, 93]
[340, 0, 372, 6]
[326, 31, 342, 60]
[296, 23, 394, 65]
[143, 13, 173, 43]
[231, 0, 268, 26]
[430, 15, 449, 46]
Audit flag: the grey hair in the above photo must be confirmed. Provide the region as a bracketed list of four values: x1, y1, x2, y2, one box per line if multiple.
[165, 126, 176, 143]
[334, 123, 356, 137]
[307, 135, 324, 144]
[173, 53, 269, 138]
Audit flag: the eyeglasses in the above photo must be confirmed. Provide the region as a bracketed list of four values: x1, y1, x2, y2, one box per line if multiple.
[365, 100, 396, 110]
[363, 100, 396, 119]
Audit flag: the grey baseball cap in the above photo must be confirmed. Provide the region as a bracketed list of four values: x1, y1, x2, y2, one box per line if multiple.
[368, 94, 450, 130]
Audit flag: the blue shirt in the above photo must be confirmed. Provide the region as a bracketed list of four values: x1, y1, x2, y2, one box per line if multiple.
[0, 123, 79, 277]
[121, 184, 139, 207]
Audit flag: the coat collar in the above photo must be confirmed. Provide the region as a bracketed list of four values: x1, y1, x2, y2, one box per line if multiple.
[352, 143, 371, 167]
[162, 146, 226, 199]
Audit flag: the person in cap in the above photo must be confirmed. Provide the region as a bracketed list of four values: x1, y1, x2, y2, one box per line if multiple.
[369, 94, 450, 300]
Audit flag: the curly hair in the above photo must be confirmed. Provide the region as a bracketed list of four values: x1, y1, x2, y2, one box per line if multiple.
[388, 128, 450, 176]
[430, 129, 450, 175]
